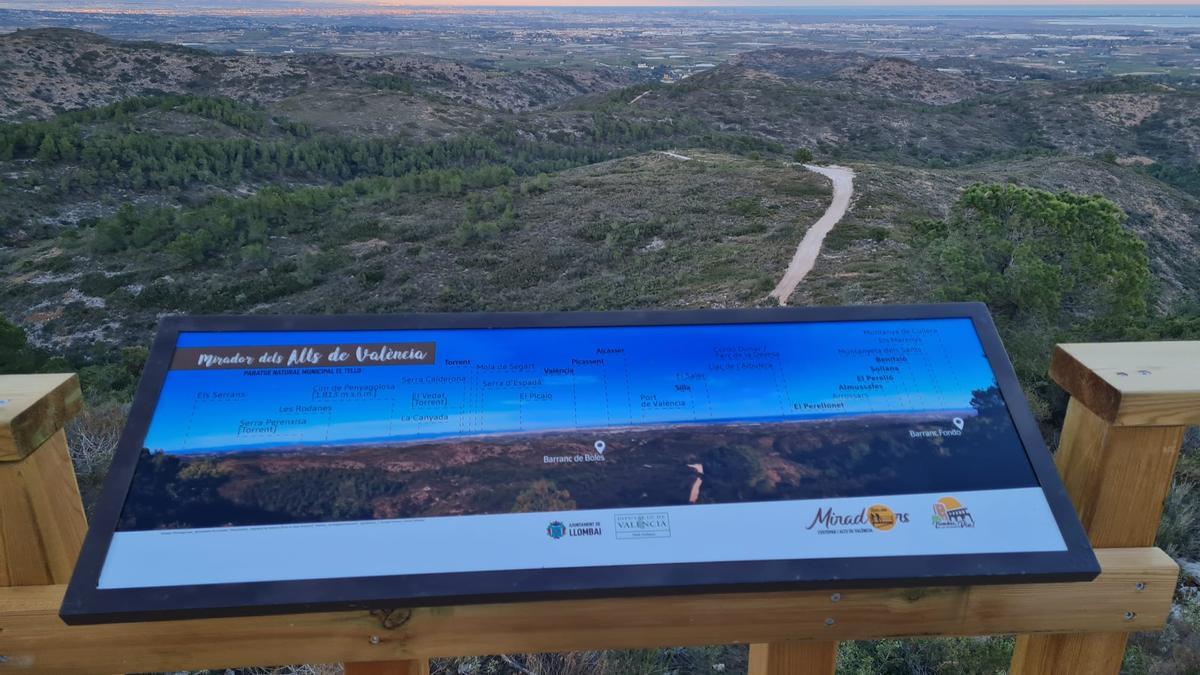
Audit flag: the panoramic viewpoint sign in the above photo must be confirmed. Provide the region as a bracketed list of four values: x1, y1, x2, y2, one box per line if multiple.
[61, 304, 1097, 624]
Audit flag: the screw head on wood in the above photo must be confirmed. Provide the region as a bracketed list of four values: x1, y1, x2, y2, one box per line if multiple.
[1124, 611, 1136, 621]
[825, 617, 835, 626]
[1135, 582, 1146, 591]
[369, 635, 382, 645]
[830, 593, 841, 602]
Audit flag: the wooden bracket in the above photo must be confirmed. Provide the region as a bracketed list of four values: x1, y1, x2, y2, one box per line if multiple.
[0, 374, 82, 462]
[0, 374, 86, 588]
[1050, 341, 1200, 426]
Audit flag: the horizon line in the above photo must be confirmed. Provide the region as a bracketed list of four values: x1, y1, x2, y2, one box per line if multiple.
[5, 1, 1200, 9]
[154, 408, 980, 455]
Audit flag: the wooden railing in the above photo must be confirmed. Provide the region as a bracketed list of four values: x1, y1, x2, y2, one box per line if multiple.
[0, 342, 1196, 674]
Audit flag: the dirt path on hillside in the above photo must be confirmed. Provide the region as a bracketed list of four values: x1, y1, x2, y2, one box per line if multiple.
[659, 151, 693, 161]
[687, 463, 704, 503]
[769, 164, 855, 305]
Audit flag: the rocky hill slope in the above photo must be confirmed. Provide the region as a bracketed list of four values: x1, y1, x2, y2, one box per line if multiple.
[2, 31, 1198, 363]
[0, 28, 635, 125]
[619, 47, 1200, 171]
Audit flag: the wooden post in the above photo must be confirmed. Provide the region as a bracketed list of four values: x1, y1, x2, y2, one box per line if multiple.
[1011, 342, 1200, 674]
[344, 660, 428, 675]
[748, 643, 836, 675]
[0, 374, 85, 587]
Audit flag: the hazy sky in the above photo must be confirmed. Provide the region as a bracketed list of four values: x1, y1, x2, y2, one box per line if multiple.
[324, 1, 1200, 5]
[307, 0, 1200, 6]
[9, 0, 1200, 9]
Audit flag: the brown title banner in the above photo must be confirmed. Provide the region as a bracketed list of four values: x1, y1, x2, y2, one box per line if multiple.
[171, 343, 437, 370]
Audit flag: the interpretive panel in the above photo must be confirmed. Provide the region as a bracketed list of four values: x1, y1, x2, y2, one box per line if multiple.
[62, 305, 1098, 623]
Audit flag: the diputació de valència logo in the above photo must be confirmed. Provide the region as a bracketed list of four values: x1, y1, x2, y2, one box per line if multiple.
[932, 496, 976, 529]
[614, 512, 671, 540]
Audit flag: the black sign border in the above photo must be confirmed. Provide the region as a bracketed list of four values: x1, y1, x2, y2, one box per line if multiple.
[60, 303, 1099, 624]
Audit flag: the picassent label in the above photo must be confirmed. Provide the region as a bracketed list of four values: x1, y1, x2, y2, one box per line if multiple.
[171, 343, 436, 370]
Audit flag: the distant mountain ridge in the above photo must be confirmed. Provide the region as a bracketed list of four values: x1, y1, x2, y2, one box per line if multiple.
[0, 28, 637, 123]
[629, 46, 1200, 171]
[723, 48, 1002, 105]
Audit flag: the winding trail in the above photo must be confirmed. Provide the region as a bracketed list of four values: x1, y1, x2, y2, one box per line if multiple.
[769, 164, 856, 305]
[658, 151, 693, 161]
[687, 463, 704, 504]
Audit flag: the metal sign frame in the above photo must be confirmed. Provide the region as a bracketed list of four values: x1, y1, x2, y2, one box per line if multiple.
[61, 303, 1098, 624]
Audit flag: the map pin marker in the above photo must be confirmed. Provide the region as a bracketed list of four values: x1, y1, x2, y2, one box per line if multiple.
[952, 417, 965, 431]
[594, 440, 606, 455]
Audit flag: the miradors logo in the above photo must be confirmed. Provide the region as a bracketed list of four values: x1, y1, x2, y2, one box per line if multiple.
[806, 504, 910, 534]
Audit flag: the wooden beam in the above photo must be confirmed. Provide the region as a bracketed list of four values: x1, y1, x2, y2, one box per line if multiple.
[1050, 341, 1200, 426]
[0, 374, 82, 462]
[0, 548, 1176, 674]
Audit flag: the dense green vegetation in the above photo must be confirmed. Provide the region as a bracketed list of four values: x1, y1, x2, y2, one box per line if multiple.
[91, 165, 516, 262]
[912, 185, 1162, 416]
[5, 126, 573, 194]
[0, 317, 147, 403]
[1145, 162, 1200, 198]
[0, 315, 63, 373]
[0, 95, 285, 153]
[0, 93, 787, 201]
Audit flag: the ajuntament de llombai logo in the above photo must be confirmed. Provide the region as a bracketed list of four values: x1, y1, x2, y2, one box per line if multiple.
[806, 503, 910, 534]
[546, 520, 567, 539]
[546, 520, 603, 539]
